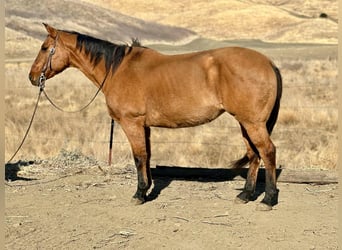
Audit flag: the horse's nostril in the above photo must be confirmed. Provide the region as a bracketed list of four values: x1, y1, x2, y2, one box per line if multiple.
[29, 74, 37, 85]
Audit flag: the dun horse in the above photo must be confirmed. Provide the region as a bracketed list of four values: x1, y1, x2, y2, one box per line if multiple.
[29, 24, 282, 210]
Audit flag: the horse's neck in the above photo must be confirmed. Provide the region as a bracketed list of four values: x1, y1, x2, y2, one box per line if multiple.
[69, 49, 107, 88]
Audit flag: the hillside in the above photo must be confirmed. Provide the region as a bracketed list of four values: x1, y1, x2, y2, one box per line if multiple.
[5, 0, 338, 60]
[5, 0, 197, 58]
[84, 0, 338, 43]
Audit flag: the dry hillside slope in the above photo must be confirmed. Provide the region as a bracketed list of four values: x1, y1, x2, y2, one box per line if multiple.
[5, 0, 338, 60]
[5, 0, 197, 58]
[83, 0, 338, 43]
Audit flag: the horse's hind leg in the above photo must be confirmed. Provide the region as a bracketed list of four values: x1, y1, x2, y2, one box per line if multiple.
[235, 124, 261, 204]
[120, 118, 152, 205]
[240, 122, 279, 210]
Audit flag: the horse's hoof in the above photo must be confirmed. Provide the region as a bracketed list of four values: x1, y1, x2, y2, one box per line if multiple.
[234, 196, 248, 204]
[131, 197, 145, 205]
[256, 202, 272, 211]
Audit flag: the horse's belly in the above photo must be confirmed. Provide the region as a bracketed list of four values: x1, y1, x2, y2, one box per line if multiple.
[146, 104, 224, 128]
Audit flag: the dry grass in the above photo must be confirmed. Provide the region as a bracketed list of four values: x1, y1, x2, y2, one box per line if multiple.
[5, 55, 337, 170]
[82, 0, 338, 43]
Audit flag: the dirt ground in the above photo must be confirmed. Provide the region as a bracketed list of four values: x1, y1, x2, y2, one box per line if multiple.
[5, 154, 338, 250]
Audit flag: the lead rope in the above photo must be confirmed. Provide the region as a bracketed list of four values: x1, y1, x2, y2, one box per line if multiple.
[6, 38, 116, 164]
[6, 70, 109, 163]
[6, 75, 109, 164]
[42, 83, 104, 113]
[6, 87, 44, 164]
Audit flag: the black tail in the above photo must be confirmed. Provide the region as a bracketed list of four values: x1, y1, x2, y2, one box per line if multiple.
[232, 62, 282, 168]
[266, 63, 282, 135]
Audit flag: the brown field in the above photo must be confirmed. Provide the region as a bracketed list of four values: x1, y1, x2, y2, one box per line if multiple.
[4, 0, 338, 249]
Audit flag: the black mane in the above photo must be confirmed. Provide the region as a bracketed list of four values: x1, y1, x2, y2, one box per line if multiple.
[67, 31, 141, 74]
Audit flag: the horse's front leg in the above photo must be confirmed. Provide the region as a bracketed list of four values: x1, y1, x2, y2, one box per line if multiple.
[120, 118, 152, 204]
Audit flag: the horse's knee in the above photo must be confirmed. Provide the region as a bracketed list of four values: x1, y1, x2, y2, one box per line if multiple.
[134, 155, 145, 168]
[264, 142, 276, 163]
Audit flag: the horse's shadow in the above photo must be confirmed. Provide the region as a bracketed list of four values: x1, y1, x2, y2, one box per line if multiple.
[5, 161, 37, 182]
[146, 165, 282, 202]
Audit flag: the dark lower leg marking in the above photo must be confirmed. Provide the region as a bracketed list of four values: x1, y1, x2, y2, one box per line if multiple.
[261, 168, 279, 206]
[236, 155, 260, 203]
[236, 190, 254, 203]
[132, 155, 151, 203]
[239, 124, 279, 209]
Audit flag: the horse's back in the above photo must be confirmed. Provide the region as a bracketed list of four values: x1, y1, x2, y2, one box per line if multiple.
[113, 46, 278, 127]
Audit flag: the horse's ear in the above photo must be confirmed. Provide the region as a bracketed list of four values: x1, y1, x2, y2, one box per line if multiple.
[43, 23, 58, 38]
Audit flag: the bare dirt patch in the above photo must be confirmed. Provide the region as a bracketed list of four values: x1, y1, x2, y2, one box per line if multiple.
[5, 155, 338, 249]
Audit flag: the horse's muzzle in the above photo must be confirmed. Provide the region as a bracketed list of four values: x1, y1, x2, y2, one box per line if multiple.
[29, 73, 39, 86]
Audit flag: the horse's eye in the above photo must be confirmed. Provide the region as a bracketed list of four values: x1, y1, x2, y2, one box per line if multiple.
[41, 46, 48, 51]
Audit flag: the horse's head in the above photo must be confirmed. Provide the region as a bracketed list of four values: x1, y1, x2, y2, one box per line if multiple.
[29, 23, 70, 87]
